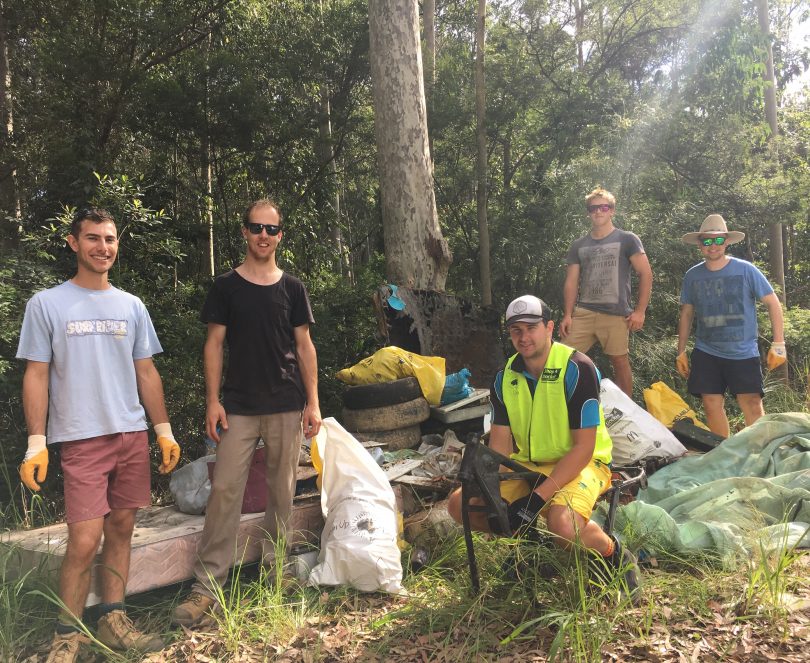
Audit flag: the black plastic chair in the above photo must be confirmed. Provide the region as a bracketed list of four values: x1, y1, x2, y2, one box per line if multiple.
[457, 441, 647, 593]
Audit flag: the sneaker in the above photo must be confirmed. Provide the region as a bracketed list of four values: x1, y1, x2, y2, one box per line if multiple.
[45, 631, 91, 663]
[96, 610, 163, 652]
[171, 591, 218, 628]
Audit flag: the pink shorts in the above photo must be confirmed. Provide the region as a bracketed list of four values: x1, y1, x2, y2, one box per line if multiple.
[60, 431, 151, 524]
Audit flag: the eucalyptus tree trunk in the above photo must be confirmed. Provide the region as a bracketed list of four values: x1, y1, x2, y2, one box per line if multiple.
[368, 0, 451, 290]
[317, 85, 350, 280]
[755, 0, 786, 306]
[574, 0, 584, 68]
[318, 0, 349, 281]
[204, 31, 215, 278]
[756, 0, 787, 385]
[0, 0, 20, 244]
[475, 0, 491, 306]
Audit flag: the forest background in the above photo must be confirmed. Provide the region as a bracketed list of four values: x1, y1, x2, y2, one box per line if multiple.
[0, 0, 809, 521]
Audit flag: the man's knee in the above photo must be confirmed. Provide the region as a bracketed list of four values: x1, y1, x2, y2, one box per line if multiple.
[103, 509, 137, 541]
[736, 393, 764, 422]
[65, 525, 104, 564]
[544, 507, 579, 543]
[701, 394, 725, 412]
[447, 489, 462, 523]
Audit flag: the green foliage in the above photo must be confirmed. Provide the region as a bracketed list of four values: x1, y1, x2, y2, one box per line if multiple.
[1, 0, 809, 525]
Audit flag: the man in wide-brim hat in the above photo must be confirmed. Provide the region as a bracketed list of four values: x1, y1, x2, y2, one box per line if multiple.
[675, 214, 786, 437]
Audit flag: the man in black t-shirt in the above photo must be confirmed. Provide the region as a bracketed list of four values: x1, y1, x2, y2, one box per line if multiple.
[173, 199, 321, 628]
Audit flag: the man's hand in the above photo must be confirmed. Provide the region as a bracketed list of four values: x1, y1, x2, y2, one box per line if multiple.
[767, 342, 787, 370]
[625, 310, 646, 332]
[154, 423, 181, 474]
[559, 314, 573, 338]
[303, 403, 322, 439]
[507, 491, 546, 534]
[19, 435, 48, 491]
[205, 402, 229, 444]
[676, 351, 690, 379]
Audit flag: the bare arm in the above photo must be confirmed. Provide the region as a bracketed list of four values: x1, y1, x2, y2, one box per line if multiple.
[559, 263, 581, 338]
[627, 252, 653, 332]
[487, 423, 514, 457]
[677, 303, 694, 355]
[203, 323, 228, 442]
[534, 427, 595, 502]
[134, 357, 170, 425]
[22, 360, 50, 435]
[761, 293, 784, 343]
[294, 323, 321, 438]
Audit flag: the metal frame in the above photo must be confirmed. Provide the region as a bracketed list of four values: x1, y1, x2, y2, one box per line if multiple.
[458, 441, 647, 593]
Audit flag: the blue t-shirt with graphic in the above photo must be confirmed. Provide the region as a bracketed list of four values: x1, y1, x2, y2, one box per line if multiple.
[680, 257, 773, 360]
[17, 281, 163, 443]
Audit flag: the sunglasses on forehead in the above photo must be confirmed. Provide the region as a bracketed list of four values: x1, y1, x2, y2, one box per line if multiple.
[587, 203, 613, 213]
[701, 236, 726, 246]
[246, 222, 281, 236]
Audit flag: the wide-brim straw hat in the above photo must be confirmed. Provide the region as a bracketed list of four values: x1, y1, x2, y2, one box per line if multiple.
[681, 214, 745, 245]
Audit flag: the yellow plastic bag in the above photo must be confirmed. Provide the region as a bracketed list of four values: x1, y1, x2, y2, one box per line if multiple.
[336, 346, 446, 406]
[643, 381, 709, 430]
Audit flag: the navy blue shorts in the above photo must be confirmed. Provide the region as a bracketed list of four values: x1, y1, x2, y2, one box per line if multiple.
[687, 348, 763, 397]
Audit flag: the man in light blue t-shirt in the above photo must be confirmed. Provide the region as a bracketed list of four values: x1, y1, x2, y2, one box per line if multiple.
[676, 214, 786, 438]
[16, 207, 181, 662]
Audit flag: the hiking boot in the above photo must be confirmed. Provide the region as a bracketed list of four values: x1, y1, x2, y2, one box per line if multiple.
[171, 591, 218, 628]
[610, 538, 642, 603]
[96, 610, 163, 652]
[591, 537, 642, 604]
[45, 631, 92, 663]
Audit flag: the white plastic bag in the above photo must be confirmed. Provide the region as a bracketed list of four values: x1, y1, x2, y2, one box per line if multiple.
[600, 379, 687, 465]
[307, 418, 404, 594]
[169, 454, 216, 514]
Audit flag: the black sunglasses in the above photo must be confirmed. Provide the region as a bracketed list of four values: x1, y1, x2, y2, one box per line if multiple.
[246, 222, 281, 236]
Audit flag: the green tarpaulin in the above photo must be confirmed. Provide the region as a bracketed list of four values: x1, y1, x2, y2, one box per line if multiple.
[602, 412, 810, 567]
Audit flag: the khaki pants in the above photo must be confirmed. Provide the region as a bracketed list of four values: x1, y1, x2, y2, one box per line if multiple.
[192, 411, 303, 596]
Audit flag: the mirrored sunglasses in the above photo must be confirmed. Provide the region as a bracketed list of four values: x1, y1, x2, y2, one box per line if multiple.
[700, 236, 726, 246]
[587, 203, 613, 213]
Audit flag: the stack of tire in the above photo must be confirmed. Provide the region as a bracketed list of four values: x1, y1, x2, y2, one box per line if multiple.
[341, 377, 430, 451]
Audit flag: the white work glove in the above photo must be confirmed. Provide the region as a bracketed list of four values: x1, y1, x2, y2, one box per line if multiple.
[20, 435, 48, 491]
[154, 423, 181, 474]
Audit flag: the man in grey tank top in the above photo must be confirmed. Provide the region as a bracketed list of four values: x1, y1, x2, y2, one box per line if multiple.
[559, 188, 653, 397]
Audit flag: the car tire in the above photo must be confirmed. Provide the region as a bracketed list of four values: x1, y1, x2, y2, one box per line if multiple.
[351, 425, 423, 451]
[341, 397, 430, 433]
[342, 377, 422, 410]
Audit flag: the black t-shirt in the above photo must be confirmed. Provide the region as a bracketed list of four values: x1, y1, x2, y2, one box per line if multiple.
[201, 270, 315, 415]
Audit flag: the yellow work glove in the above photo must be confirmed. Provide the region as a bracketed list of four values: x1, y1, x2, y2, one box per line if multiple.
[767, 342, 787, 371]
[19, 435, 48, 491]
[675, 351, 690, 379]
[154, 422, 181, 474]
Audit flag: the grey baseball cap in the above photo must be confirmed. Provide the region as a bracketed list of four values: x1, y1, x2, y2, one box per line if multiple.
[505, 295, 551, 327]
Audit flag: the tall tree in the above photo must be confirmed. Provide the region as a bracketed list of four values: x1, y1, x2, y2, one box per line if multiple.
[756, 0, 786, 306]
[0, 0, 20, 240]
[368, 0, 451, 289]
[475, 0, 491, 305]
